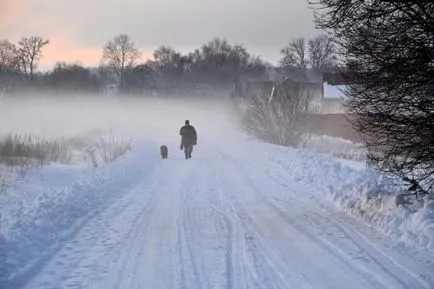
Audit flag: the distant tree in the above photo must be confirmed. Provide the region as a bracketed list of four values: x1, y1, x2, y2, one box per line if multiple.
[279, 38, 308, 72]
[147, 38, 266, 94]
[96, 64, 116, 95]
[148, 46, 189, 93]
[191, 38, 265, 84]
[308, 35, 336, 72]
[245, 55, 268, 77]
[16, 36, 49, 81]
[48, 62, 101, 93]
[198, 38, 249, 74]
[102, 34, 140, 93]
[124, 64, 157, 94]
[152, 46, 185, 78]
[311, 0, 434, 196]
[0, 39, 17, 71]
[0, 39, 21, 93]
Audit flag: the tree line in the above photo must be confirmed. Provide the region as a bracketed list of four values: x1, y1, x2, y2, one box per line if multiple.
[310, 0, 434, 198]
[0, 34, 336, 96]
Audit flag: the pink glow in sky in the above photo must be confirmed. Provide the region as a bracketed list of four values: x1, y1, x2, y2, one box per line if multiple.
[2, 0, 318, 69]
[39, 34, 153, 68]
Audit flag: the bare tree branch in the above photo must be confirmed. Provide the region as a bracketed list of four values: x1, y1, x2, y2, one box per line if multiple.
[102, 34, 141, 93]
[16, 36, 49, 81]
[279, 38, 308, 71]
[308, 35, 337, 72]
[0, 39, 17, 70]
[311, 0, 434, 196]
[238, 78, 315, 147]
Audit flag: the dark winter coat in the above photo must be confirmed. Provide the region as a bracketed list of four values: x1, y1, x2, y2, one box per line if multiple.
[180, 125, 197, 146]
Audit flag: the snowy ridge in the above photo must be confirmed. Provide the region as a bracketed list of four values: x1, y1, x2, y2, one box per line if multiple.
[247, 140, 434, 252]
[302, 134, 366, 162]
[0, 140, 159, 287]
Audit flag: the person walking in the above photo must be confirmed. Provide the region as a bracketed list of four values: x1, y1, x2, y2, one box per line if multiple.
[179, 120, 197, 159]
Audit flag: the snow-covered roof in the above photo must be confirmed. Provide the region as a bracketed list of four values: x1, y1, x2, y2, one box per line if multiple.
[323, 83, 347, 99]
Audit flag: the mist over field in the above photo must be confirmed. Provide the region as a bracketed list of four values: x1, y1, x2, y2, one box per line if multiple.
[0, 93, 237, 147]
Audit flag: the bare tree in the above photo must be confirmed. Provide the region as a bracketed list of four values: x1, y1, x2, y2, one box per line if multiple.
[102, 34, 140, 93]
[123, 64, 157, 94]
[0, 39, 17, 70]
[152, 46, 185, 77]
[311, 1, 434, 197]
[240, 78, 315, 147]
[16, 36, 49, 81]
[279, 38, 308, 72]
[308, 35, 336, 72]
[148, 39, 266, 93]
[97, 64, 116, 96]
[0, 39, 20, 93]
[192, 38, 265, 84]
[48, 62, 101, 93]
[148, 46, 187, 93]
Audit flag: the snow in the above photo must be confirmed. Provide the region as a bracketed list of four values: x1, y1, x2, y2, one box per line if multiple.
[269, 145, 434, 251]
[0, 99, 433, 288]
[0, 140, 160, 287]
[301, 134, 434, 251]
[323, 83, 347, 99]
[0, 130, 432, 288]
[319, 83, 347, 114]
[302, 134, 367, 162]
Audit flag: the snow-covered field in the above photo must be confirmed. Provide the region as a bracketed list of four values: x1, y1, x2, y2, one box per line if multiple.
[0, 97, 433, 288]
[302, 134, 367, 162]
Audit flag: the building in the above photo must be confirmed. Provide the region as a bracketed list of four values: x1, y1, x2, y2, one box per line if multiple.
[319, 71, 355, 114]
[231, 71, 356, 115]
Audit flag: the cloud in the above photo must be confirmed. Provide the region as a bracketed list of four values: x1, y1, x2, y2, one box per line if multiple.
[3, 0, 319, 67]
[0, 0, 30, 35]
[39, 34, 102, 67]
[40, 33, 153, 68]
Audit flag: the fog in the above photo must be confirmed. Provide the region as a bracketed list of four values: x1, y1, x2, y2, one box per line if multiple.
[0, 94, 240, 149]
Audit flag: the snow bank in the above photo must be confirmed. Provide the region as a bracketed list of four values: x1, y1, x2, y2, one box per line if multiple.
[269, 145, 434, 252]
[225, 136, 434, 253]
[0, 140, 159, 287]
[302, 134, 367, 162]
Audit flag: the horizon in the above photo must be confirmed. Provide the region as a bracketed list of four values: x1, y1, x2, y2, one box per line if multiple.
[2, 0, 320, 70]
[34, 43, 290, 72]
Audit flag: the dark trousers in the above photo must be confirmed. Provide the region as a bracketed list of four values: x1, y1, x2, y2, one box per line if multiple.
[183, 144, 194, 159]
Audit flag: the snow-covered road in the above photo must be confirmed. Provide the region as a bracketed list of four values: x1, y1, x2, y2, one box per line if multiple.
[16, 136, 434, 289]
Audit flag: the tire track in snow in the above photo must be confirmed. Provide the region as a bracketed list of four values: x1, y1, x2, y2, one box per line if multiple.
[98, 160, 192, 289]
[213, 148, 428, 289]
[227, 196, 296, 289]
[21, 165, 165, 289]
[266, 199, 390, 289]
[177, 168, 203, 289]
[69, 179, 161, 288]
[200, 161, 237, 289]
[118, 161, 184, 289]
[111, 192, 159, 289]
[9, 163, 161, 289]
[263, 157, 434, 288]
[303, 202, 432, 288]
[177, 161, 237, 289]
[214, 213, 234, 289]
[213, 150, 322, 288]
[233, 156, 410, 288]
[207, 151, 306, 288]
[202, 161, 243, 289]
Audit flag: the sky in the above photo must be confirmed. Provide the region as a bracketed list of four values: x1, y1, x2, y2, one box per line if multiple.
[1, 0, 320, 69]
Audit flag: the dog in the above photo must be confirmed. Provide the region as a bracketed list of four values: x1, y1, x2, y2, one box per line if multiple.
[160, 145, 168, 159]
